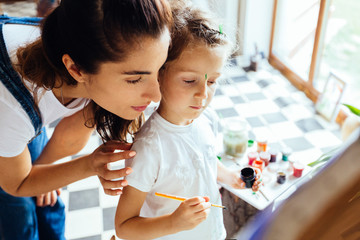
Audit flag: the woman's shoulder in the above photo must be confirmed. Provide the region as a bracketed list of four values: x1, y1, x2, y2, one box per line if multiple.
[0, 96, 34, 157]
[3, 24, 40, 60]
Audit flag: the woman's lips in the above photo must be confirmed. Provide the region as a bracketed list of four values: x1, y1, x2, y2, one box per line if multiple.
[132, 105, 148, 112]
[190, 106, 202, 110]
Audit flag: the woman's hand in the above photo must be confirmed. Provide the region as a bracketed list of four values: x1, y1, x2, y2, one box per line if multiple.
[170, 197, 211, 231]
[36, 189, 61, 207]
[88, 141, 136, 196]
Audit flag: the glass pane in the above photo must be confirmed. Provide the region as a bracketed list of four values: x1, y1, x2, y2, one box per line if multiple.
[273, 0, 320, 80]
[315, 0, 360, 105]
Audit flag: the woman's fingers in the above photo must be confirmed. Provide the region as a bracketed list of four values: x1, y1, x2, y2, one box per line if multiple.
[36, 191, 58, 207]
[50, 190, 57, 206]
[56, 188, 62, 196]
[104, 151, 136, 163]
[98, 177, 128, 189]
[36, 194, 44, 206]
[95, 149, 136, 165]
[43, 192, 51, 206]
[103, 188, 123, 196]
[91, 142, 136, 194]
[98, 167, 132, 181]
[99, 176, 125, 196]
[100, 141, 133, 153]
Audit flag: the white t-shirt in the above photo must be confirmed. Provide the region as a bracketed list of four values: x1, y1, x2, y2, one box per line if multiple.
[0, 24, 87, 157]
[126, 108, 226, 240]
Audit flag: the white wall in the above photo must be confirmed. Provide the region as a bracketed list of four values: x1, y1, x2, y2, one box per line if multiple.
[191, 0, 240, 52]
[191, 0, 274, 58]
[242, 0, 274, 58]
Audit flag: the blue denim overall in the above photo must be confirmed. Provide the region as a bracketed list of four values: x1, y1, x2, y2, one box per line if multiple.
[0, 15, 65, 240]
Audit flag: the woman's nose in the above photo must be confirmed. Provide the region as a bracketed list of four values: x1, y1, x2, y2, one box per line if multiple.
[144, 77, 162, 103]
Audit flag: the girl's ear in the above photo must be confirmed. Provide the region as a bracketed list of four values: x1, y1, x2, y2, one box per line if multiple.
[62, 54, 87, 83]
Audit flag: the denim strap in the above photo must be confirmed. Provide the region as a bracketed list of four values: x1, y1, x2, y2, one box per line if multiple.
[0, 15, 43, 142]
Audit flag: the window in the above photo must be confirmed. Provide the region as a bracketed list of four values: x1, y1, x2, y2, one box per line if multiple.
[269, 0, 359, 123]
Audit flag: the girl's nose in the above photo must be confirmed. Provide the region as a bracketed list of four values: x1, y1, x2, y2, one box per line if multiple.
[195, 83, 208, 99]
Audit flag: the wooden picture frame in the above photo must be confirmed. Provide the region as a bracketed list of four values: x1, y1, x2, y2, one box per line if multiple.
[315, 72, 347, 122]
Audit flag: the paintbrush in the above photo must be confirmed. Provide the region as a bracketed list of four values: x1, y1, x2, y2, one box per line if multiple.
[155, 192, 227, 209]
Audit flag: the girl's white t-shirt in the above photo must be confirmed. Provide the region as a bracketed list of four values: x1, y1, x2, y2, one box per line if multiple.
[0, 24, 87, 157]
[126, 109, 226, 240]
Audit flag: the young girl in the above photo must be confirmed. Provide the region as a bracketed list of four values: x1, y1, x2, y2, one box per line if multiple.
[115, 1, 261, 239]
[0, 0, 172, 239]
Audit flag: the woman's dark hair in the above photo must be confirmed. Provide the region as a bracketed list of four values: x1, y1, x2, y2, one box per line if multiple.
[161, 0, 230, 71]
[15, 0, 172, 142]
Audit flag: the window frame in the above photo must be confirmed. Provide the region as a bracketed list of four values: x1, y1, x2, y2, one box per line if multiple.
[268, 0, 347, 124]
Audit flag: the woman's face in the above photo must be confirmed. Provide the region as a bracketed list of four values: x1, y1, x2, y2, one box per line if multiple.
[83, 30, 170, 120]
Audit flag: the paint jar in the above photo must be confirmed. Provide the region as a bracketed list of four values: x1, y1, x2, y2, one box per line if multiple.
[223, 117, 248, 159]
[247, 152, 258, 166]
[277, 172, 286, 184]
[293, 162, 304, 178]
[256, 135, 268, 153]
[269, 148, 278, 163]
[259, 151, 271, 166]
[240, 167, 256, 188]
[252, 159, 264, 172]
[281, 147, 292, 161]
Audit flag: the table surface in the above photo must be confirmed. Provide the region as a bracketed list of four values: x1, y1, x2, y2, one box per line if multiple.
[219, 142, 315, 210]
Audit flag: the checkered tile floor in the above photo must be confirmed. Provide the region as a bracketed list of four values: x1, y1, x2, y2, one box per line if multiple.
[46, 59, 342, 240]
[1, 3, 342, 239]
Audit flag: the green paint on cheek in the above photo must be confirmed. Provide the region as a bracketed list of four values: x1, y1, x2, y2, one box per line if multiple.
[205, 74, 207, 80]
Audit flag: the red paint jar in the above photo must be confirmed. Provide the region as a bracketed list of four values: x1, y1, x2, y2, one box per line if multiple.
[293, 162, 304, 178]
[247, 152, 258, 166]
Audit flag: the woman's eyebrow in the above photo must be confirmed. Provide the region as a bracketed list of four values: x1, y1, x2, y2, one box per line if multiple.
[122, 70, 151, 75]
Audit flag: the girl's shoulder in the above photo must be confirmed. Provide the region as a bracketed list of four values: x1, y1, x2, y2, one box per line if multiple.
[202, 107, 219, 122]
[133, 112, 161, 146]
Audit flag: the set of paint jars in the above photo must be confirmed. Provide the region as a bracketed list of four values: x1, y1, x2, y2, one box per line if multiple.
[247, 151, 271, 172]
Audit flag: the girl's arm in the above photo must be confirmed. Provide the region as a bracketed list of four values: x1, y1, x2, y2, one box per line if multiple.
[115, 186, 211, 240]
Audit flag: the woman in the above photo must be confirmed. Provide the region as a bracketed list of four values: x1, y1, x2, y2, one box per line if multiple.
[0, 0, 172, 239]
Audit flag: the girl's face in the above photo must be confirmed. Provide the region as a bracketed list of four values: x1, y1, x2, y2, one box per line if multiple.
[82, 30, 170, 120]
[158, 44, 226, 125]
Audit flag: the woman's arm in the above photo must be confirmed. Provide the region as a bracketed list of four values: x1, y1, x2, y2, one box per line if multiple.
[0, 140, 134, 197]
[115, 186, 211, 240]
[35, 105, 94, 165]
